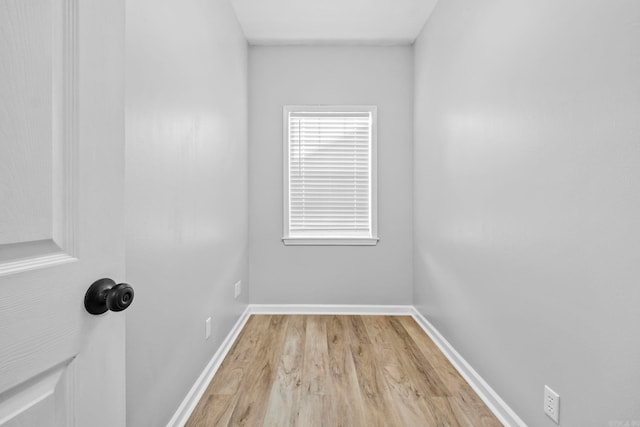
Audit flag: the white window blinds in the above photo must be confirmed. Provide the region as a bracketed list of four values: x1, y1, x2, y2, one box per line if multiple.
[284, 106, 377, 244]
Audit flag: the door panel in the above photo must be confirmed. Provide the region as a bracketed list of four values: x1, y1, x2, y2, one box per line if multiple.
[0, 360, 73, 427]
[0, 0, 53, 246]
[0, 0, 126, 425]
[0, 0, 76, 275]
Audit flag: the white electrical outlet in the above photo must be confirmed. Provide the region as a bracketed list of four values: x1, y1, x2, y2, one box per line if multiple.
[544, 385, 560, 423]
[205, 317, 211, 340]
[234, 280, 242, 299]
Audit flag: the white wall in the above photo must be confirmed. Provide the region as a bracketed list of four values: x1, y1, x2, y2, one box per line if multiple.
[125, 0, 248, 425]
[414, 1, 640, 426]
[249, 46, 414, 305]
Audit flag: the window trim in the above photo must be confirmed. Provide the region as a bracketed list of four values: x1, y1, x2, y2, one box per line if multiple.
[282, 105, 378, 246]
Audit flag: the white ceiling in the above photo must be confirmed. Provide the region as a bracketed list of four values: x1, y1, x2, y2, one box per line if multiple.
[230, 0, 439, 45]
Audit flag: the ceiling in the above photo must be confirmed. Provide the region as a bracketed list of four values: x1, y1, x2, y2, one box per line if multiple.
[230, 0, 439, 45]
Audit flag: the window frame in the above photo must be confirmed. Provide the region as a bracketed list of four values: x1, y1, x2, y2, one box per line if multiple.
[282, 105, 379, 246]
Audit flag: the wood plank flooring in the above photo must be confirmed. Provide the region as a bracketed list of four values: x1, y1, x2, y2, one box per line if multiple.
[186, 315, 502, 427]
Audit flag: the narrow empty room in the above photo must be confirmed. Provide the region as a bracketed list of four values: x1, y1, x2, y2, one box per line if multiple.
[1, 0, 639, 426]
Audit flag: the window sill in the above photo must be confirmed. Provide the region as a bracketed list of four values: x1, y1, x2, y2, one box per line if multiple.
[282, 237, 379, 246]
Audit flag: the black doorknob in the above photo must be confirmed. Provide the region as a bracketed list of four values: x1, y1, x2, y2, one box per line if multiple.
[84, 278, 134, 315]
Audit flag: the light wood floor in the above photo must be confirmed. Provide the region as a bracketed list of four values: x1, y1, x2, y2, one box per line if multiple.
[186, 315, 502, 426]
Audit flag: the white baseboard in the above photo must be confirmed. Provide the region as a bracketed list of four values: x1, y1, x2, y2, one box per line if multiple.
[248, 304, 414, 315]
[410, 308, 527, 427]
[166, 304, 524, 427]
[165, 307, 252, 427]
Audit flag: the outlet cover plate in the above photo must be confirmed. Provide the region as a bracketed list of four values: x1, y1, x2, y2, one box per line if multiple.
[205, 317, 211, 340]
[234, 280, 242, 299]
[544, 385, 560, 423]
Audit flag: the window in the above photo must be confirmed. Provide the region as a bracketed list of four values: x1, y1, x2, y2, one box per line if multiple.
[283, 105, 378, 245]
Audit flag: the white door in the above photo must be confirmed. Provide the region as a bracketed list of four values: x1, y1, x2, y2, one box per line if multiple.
[0, 0, 126, 426]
